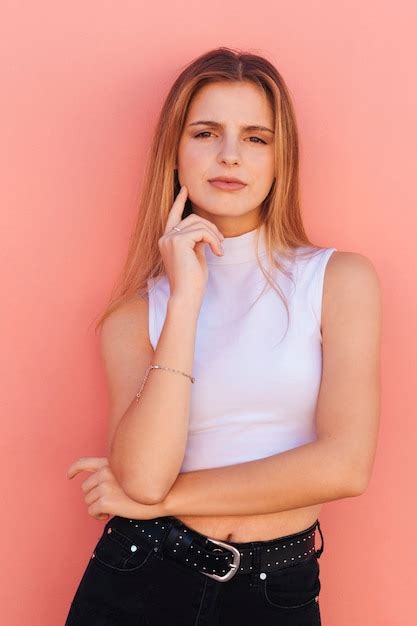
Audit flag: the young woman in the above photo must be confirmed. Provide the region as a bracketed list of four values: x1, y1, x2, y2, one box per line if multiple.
[65, 47, 381, 625]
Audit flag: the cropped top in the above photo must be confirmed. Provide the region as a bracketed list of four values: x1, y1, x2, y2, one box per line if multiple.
[147, 223, 337, 472]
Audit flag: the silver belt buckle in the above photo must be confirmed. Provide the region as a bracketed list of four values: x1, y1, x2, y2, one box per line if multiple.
[200, 537, 241, 582]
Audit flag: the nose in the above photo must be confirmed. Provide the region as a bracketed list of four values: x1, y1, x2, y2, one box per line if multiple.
[217, 136, 241, 166]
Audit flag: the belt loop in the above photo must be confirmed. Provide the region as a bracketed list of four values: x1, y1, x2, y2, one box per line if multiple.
[250, 544, 262, 586]
[156, 523, 192, 561]
[314, 519, 324, 558]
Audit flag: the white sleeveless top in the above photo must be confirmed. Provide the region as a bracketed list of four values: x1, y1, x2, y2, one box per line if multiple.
[147, 224, 337, 472]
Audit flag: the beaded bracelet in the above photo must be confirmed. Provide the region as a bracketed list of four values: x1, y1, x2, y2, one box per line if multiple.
[136, 364, 195, 403]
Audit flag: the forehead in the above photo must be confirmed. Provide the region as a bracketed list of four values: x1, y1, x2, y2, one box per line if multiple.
[186, 81, 273, 124]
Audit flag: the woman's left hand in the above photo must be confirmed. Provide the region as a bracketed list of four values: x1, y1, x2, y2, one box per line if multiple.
[66, 456, 166, 522]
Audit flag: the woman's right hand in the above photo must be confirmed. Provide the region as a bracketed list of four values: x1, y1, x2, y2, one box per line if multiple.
[158, 186, 225, 308]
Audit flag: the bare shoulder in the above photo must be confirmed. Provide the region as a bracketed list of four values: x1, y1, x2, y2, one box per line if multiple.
[100, 293, 152, 353]
[323, 250, 382, 316]
[322, 249, 382, 342]
[325, 249, 381, 280]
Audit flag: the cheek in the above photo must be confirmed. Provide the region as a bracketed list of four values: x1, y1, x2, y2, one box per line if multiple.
[179, 140, 209, 167]
[252, 146, 274, 168]
[178, 148, 212, 189]
[252, 154, 275, 187]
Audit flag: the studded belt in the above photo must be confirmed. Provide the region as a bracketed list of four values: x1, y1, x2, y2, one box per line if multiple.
[110, 515, 324, 583]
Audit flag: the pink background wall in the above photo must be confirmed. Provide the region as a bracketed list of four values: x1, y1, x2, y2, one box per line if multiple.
[2, 1, 416, 624]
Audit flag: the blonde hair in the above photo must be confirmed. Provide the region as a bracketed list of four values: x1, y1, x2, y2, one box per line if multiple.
[92, 46, 324, 336]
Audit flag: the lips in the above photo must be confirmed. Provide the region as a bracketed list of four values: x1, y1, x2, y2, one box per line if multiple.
[208, 177, 247, 191]
[209, 177, 246, 184]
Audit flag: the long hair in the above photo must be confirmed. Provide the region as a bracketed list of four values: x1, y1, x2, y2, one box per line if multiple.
[92, 46, 323, 336]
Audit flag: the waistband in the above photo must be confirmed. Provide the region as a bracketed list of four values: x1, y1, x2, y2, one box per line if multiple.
[107, 515, 324, 583]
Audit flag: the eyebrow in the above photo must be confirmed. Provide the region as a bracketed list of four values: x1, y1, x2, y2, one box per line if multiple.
[188, 120, 275, 134]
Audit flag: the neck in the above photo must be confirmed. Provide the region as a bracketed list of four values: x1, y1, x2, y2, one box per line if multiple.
[204, 223, 268, 266]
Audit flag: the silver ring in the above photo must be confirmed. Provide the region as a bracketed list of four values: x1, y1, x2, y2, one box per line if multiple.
[172, 226, 181, 232]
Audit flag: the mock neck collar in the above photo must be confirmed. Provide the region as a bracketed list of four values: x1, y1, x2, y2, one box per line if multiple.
[205, 223, 268, 266]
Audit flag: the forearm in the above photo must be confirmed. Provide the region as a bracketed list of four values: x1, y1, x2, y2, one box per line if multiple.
[109, 296, 199, 503]
[162, 439, 364, 516]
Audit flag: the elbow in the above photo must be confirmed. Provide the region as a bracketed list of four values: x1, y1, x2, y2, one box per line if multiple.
[108, 455, 160, 504]
[123, 480, 164, 505]
[344, 469, 370, 497]
[331, 443, 374, 497]
[353, 472, 371, 496]
[347, 455, 375, 496]
[121, 475, 172, 505]
[108, 451, 175, 504]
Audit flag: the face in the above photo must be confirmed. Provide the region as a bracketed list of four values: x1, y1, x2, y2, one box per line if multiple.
[176, 81, 275, 236]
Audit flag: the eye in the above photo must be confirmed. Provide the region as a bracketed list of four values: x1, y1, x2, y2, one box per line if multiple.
[194, 132, 267, 144]
[194, 131, 214, 139]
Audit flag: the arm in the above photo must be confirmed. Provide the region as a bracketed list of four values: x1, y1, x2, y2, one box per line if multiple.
[101, 294, 199, 504]
[161, 440, 358, 517]
[160, 252, 382, 516]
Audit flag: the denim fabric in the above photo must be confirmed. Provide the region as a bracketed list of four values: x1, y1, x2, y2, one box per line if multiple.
[64, 515, 324, 625]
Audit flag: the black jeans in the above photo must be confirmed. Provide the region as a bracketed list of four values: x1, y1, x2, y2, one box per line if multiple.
[65, 515, 324, 625]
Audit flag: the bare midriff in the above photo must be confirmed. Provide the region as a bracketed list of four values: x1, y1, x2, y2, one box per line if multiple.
[173, 503, 323, 543]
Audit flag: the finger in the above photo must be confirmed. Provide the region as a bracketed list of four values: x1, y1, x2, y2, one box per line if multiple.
[169, 212, 224, 242]
[88, 500, 110, 521]
[163, 186, 188, 234]
[84, 487, 109, 521]
[67, 456, 108, 479]
[84, 484, 102, 506]
[168, 224, 224, 256]
[81, 473, 99, 494]
[67, 457, 105, 479]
